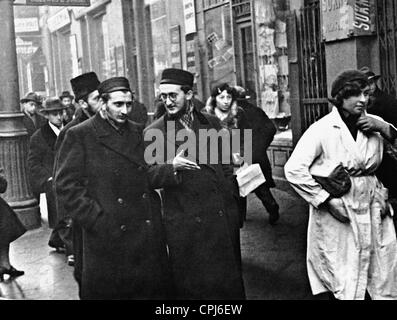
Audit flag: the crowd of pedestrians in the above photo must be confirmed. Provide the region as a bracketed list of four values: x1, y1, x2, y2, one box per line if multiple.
[1, 66, 397, 300]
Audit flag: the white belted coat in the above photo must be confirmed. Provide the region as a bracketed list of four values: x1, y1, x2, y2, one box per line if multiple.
[285, 107, 397, 300]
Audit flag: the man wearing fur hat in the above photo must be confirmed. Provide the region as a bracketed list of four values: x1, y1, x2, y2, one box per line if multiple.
[52, 72, 101, 273]
[27, 98, 67, 240]
[59, 90, 75, 125]
[144, 68, 245, 299]
[54, 77, 170, 299]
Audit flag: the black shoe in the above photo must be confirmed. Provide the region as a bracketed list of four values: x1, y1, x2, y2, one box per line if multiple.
[268, 211, 280, 226]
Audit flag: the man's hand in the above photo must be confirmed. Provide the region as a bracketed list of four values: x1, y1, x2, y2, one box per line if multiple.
[321, 197, 350, 223]
[172, 149, 201, 171]
[356, 115, 389, 134]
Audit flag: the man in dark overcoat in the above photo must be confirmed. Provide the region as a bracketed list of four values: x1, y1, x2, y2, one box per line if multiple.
[52, 72, 101, 272]
[27, 98, 67, 236]
[360, 67, 397, 221]
[144, 68, 245, 300]
[59, 90, 76, 125]
[234, 86, 280, 225]
[54, 77, 170, 300]
[20, 92, 47, 138]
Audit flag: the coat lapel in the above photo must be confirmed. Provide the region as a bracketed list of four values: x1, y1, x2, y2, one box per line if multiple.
[330, 107, 363, 162]
[93, 113, 145, 167]
[40, 122, 57, 150]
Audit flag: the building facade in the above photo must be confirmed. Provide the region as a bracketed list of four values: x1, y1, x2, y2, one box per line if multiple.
[23, 0, 397, 182]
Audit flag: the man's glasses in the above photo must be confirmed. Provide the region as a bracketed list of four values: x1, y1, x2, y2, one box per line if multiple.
[159, 92, 178, 102]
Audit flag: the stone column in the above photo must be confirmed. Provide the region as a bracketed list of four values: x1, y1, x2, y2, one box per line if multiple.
[0, 0, 40, 229]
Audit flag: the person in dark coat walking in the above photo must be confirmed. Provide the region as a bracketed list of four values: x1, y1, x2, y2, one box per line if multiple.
[53, 72, 101, 283]
[20, 92, 47, 139]
[360, 67, 397, 218]
[54, 77, 170, 300]
[27, 98, 67, 239]
[234, 86, 279, 225]
[0, 167, 26, 282]
[59, 90, 75, 125]
[144, 68, 245, 300]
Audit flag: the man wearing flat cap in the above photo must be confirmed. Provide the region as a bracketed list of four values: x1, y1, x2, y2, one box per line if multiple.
[144, 68, 245, 299]
[54, 76, 170, 299]
[52, 72, 101, 278]
[285, 69, 397, 299]
[27, 97, 67, 239]
[359, 67, 397, 217]
[20, 92, 47, 138]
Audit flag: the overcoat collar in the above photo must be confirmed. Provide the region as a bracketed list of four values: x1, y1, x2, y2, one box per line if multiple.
[92, 113, 145, 167]
[41, 122, 57, 150]
[329, 106, 368, 166]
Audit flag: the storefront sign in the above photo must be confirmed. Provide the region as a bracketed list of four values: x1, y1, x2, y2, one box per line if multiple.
[183, 0, 197, 35]
[232, 0, 251, 19]
[170, 26, 182, 69]
[17, 45, 38, 56]
[321, 0, 375, 41]
[186, 33, 196, 75]
[47, 8, 70, 33]
[15, 18, 39, 33]
[20, 0, 90, 6]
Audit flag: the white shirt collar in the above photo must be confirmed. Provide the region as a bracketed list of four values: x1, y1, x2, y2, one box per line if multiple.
[48, 121, 62, 137]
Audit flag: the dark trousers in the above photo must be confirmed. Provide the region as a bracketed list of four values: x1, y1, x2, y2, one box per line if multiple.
[48, 217, 73, 255]
[238, 183, 279, 226]
[72, 221, 83, 298]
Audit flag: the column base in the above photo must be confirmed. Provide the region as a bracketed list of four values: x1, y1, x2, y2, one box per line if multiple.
[9, 199, 41, 230]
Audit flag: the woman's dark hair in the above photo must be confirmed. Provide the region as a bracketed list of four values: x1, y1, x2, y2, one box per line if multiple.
[209, 83, 237, 109]
[329, 79, 368, 108]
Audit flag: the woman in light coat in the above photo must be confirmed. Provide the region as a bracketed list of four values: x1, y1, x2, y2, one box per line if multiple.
[284, 70, 397, 300]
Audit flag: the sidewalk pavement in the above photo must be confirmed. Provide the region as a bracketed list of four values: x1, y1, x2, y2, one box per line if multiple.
[1, 184, 313, 300]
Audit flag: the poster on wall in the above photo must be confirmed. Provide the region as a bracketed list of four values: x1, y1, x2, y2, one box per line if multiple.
[186, 33, 196, 75]
[170, 26, 182, 69]
[321, 0, 376, 42]
[183, 0, 197, 35]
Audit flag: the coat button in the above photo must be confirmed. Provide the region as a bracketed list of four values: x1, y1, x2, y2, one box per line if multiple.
[218, 210, 224, 217]
[145, 220, 151, 226]
[138, 166, 145, 172]
[195, 217, 202, 223]
[118, 198, 124, 205]
[142, 193, 148, 199]
[120, 225, 127, 232]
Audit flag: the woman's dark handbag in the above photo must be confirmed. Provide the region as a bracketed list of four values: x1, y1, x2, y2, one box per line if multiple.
[310, 161, 352, 198]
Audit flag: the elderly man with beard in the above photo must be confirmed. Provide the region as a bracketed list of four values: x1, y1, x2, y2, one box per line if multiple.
[144, 68, 245, 300]
[54, 77, 170, 300]
[51, 72, 101, 288]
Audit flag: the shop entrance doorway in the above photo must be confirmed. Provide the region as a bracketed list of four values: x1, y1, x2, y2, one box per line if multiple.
[237, 22, 256, 101]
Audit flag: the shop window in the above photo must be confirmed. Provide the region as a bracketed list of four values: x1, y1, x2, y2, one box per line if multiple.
[204, 3, 235, 89]
[254, 0, 291, 133]
[145, 0, 171, 83]
[90, 13, 107, 80]
[58, 30, 73, 92]
[31, 60, 45, 92]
